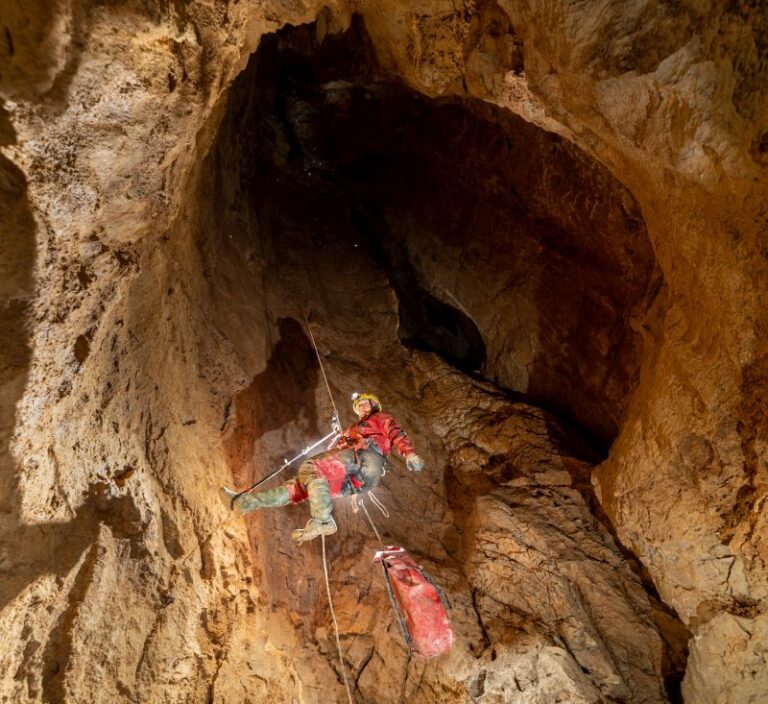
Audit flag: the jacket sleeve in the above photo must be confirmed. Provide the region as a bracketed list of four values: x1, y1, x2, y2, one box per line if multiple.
[335, 423, 358, 449]
[383, 414, 415, 458]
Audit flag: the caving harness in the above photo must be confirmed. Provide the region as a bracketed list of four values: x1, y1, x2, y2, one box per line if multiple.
[223, 318, 454, 702]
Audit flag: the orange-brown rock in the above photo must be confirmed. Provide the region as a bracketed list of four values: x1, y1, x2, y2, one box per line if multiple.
[1, 2, 766, 703]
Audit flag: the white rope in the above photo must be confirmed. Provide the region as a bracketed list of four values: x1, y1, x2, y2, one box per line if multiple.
[368, 490, 390, 518]
[321, 534, 354, 704]
[360, 500, 384, 546]
[305, 317, 341, 424]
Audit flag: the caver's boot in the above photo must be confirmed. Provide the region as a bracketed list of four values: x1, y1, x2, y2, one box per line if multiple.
[291, 516, 338, 542]
[220, 485, 290, 517]
[291, 477, 337, 542]
[219, 487, 240, 512]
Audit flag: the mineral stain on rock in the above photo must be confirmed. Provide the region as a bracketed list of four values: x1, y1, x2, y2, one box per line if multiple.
[1, 2, 768, 703]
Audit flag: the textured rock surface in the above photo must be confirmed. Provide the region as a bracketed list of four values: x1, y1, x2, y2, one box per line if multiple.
[1, 1, 767, 702]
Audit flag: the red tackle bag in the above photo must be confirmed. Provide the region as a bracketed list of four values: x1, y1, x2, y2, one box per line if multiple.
[373, 546, 454, 658]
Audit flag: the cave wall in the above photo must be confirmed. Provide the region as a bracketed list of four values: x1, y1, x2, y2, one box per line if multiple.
[1, 0, 767, 702]
[218, 18, 661, 450]
[197, 27, 684, 698]
[350, 2, 768, 698]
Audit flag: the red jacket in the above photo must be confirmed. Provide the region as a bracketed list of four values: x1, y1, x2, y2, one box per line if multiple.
[336, 411, 415, 458]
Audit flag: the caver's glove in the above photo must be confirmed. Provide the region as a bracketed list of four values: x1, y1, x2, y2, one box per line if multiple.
[406, 454, 425, 472]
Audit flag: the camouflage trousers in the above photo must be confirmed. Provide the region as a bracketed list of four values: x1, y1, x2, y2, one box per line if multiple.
[236, 449, 385, 520]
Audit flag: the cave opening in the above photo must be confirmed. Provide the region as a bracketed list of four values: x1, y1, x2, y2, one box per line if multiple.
[205, 14, 660, 463]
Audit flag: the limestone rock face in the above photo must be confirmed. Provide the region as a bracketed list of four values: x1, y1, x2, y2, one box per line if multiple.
[1, 1, 766, 703]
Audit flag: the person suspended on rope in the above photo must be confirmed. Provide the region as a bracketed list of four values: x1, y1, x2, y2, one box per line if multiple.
[220, 392, 425, 543]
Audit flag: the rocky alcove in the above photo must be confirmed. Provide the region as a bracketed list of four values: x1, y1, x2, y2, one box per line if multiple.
[1, 2, 767, 703]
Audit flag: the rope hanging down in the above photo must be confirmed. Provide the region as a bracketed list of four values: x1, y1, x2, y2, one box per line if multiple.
[321, 534, 354, 704]
[305, 316, 341, 426]
[306, 318, 354, 703]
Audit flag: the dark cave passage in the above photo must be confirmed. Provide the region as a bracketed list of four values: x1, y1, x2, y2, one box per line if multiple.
[189, 19, 682, 695]
[208, 15, 660, 456]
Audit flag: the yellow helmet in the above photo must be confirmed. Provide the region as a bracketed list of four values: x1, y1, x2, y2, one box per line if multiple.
[351, 391, 381, 415]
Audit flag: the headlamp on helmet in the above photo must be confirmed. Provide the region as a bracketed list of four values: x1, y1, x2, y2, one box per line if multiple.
[351, 391, 381, 415]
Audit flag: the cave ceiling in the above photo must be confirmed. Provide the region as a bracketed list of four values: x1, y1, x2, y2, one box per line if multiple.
[1, 2, 767, 703]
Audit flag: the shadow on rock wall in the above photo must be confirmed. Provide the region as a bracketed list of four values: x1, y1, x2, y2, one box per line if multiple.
[221, 317, 320, 489]
[224, 16, 660, 455]
[0, 130, 36, 588]
[220, 317, 329, 617]
[0, 1, 91, 104]
[0, 121, 148, 703]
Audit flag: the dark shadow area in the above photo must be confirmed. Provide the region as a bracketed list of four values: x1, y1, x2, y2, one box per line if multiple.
[0, 146, 36, 520]
[350, 204, 487, 374]
[218, 317, 325, 618]
[220, 317, 320, 489]
[220, 15, 660, 454]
